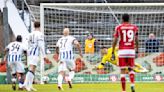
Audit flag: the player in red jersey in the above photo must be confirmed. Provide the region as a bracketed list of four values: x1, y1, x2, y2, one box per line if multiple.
[111, 13, 139, 92]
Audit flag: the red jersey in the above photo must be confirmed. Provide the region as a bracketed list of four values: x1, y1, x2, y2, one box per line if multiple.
[114, 23, 138, 50]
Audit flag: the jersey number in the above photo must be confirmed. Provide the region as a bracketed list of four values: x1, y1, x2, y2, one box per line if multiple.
[60, 39, 68, 48]
[11, 43, 20, 51]
[122, 30, 134, 42]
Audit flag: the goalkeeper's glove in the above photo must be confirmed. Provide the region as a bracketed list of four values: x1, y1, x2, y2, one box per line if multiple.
[111, 52, 115, 61]
[98, 63, 105, 69]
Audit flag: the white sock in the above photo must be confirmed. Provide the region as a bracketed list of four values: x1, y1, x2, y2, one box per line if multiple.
[131, 83, 135, 87]
[23, 72, 30, 87]
[58, 74, 63, 87]
[68, 71, 75, 81]
[19, 83, 23, 88]
[28, 71, 34, 88]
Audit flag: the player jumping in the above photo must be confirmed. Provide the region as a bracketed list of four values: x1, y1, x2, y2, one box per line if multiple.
[23, 21, 48, 91]
[98, 47, 148, 73]
[56, 27, 82, 90]
[111, 13, 139, 92]
[3, 35, 27, 90]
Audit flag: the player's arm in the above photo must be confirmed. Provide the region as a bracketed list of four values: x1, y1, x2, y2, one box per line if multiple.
[111, 28, 119, 60]
[98, 56, 107, 69]
[112, 38, 118, 54]
[135, 30, 139, 57]
[73, 40, 82, 57]
[24, 50, 27, 64]
[1, 47, 9, 64]
[56, 46, 59, 54]
[38, 34, 48, 61]
[56, 39, 60, 54]
[22, 44, 28, 62]
[135, 33, 139, 53]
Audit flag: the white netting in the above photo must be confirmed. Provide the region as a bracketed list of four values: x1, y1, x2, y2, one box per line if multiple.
[31, 3, 164, 83]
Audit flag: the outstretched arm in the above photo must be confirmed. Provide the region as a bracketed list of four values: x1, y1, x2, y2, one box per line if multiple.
[112, 38, 118, 54]
[98, 56, 107, 69]
[56, 46, 59, 54]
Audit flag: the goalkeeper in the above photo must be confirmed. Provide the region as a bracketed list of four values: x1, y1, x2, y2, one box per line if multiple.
[98, 47, 148, 73]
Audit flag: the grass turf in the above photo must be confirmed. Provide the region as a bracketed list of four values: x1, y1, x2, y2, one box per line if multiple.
[0, 83, 164, 92]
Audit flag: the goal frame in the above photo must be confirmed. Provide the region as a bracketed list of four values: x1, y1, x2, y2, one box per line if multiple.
[40, 3, 164, 84]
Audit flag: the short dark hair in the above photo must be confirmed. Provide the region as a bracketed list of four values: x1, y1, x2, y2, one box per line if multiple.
[34, 21, 40, 28]
[16, 35, 22, 42]
[122, 13, 129, 22]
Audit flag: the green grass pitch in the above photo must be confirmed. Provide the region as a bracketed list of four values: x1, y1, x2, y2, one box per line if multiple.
[0, 83, 164, 92]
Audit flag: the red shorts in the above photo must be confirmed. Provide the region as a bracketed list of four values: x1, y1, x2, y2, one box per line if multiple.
[119, 58, 134, 68]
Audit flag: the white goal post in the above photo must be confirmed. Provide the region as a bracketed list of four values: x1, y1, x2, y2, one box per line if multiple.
[39, 3, 164, 84]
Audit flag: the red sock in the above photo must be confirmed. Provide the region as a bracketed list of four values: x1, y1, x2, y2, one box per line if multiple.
[129, 72, 135, 84]
[121, 76, 126, 91]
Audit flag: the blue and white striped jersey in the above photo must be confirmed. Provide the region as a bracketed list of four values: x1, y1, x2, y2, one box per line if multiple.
[57, 36, 76, 61]
[6, 41, 27, 62]
[28, 30, 46, 57]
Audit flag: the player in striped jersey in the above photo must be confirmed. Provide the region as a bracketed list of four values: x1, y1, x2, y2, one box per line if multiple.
[23, 21, 48, 91]
[3, 35, 27, 90]
[56, 28, 82, 90]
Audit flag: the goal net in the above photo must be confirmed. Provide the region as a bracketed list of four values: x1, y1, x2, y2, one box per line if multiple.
[39, 3, 164, 83]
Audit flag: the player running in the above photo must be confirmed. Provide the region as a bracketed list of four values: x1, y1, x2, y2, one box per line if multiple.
[56, 27, 82, 90]
[97, 47, 148, 73]
[3, 35, 27, 90]
[111, 14, 139, 92]
[23, 21, 48, 91]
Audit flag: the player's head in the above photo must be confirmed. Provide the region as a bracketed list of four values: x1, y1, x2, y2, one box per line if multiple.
[63, 27, 70, 36]
[16, 35, 22, 42]
[87, 33, 93, 40]
[101, 46, 108, 55]
[149, 33, 155, 40]
[34, 21, 40, 29]
[122, 13, 130, 22]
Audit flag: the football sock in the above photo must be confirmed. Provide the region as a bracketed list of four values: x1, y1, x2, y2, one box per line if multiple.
[68, 71, 75, 81]
[23, 72, 30, 87]
[129, 71, 135, 86]
[121, 74, 126, 92]
[28, 71, 35, 88]
[58, 74, 63, 87]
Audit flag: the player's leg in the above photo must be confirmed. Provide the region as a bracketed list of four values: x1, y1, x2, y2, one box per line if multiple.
[134, 63, 148, 73]
[9, 62, 17, 90]
[15, 62, 25, 90]
[23, 56, 38, 91]
[119, 58, 127, 92]
[128, 58, 135, 92]
[66, 60, 75, 88]
[11, 73, 17, 90]
[57, 61, 66, 90]
[17, 73, 25, 90]
[23, 65, 36, 91]
[28, 65, 37, 91]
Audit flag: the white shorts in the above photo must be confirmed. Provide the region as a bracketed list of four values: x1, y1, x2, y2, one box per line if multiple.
[118, 49, 135, 58]
[58, 60, 75, 73]
[28, 56, 39, 66]
[8, 62, 25, 74]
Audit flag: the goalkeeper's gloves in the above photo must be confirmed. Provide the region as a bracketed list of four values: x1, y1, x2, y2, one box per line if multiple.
[98, 63, 105, 69]
[111, 52, 115, 61]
